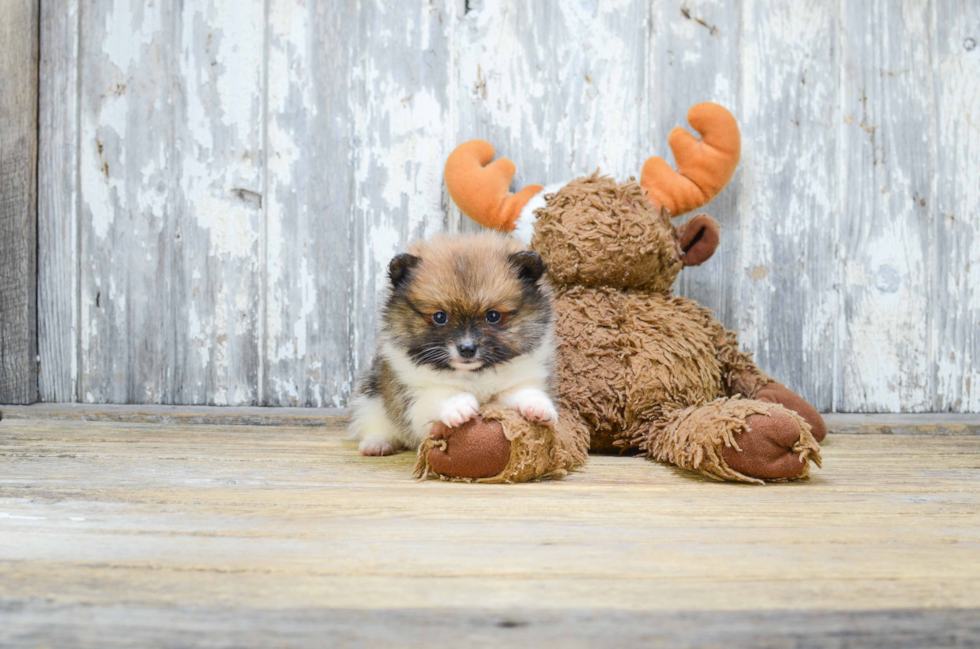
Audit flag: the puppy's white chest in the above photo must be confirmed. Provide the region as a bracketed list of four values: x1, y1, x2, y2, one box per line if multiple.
[385, 341, 549, 405]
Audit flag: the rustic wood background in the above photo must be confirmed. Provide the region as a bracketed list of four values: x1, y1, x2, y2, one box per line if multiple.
[0, 0, 39, 404]
[34, 0, 980, 412]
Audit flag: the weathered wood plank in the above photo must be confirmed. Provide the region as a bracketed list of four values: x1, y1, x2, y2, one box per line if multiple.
[0, 403, 348, 427]
[172, 0, 264, 404]
[0, 0, 39, 405]
[650, 1, 740, 329]
[455, 0, 650, 233]
[837, 0, 936, 412]
[735, 1, 838, 412]
[77, 0, 175, 403]
[347, 1, 456, 389]
[0, 403, 980, 436]
[932, 0, 980, 412]
[37, 0, 79, 403]
[3, 604, 979, 649]
[824, 412, 980, 436]
[1, 418, 979, 624]
[30, 0, 980, 413]
[1, 405, 977, 435]
[74, 1, 265, 405]
[264, 0, 359, 406]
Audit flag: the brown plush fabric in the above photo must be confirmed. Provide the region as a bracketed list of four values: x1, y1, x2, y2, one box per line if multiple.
[433, 104, 825, 485]
[532, 171, 822, 482]
[532, 175, 683, 293]
[423, 417, 513, 479]
[756, 383, 828, 442]
[553, 287, 726, 452]
[677, 214, 720, 267]
[723, 410, 820, 480]
[415, 405, 589, 484]
[634, 397, 821, 484]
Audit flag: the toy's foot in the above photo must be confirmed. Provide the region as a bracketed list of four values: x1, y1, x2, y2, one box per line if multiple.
[722, 410, 812, 480]
[426, 416, 512, 479]
[755, 383, 827, 442]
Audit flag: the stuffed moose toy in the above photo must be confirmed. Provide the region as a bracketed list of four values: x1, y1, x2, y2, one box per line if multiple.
[415, 103, 826, 484]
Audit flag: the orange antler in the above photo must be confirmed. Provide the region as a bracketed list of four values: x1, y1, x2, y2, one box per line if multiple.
[641, 103, 741, 217]
[444, 140, 543, 232]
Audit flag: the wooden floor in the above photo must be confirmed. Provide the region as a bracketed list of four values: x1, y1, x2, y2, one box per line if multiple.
[1, 410, 979, 648]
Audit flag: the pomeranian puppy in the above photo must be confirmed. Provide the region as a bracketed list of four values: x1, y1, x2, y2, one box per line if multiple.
[350, 233, 557, 456]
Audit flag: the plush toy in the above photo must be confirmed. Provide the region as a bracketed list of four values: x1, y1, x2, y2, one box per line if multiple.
[415, 103, 825, 484]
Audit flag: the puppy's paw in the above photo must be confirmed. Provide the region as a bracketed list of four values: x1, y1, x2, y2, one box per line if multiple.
[439, 393, 480, 428]
[359, 434, 399, 456]
[514, 390, 558, 427]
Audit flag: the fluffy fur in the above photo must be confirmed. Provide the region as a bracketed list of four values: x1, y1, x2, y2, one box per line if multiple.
[533, 174, 684, 293]
[425, 172, 824, 484]
[350, 233, 557, 456]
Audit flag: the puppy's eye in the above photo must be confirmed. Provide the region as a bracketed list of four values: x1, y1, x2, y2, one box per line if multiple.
[431, 311, 448, 326]
[485, 310, 502, 324]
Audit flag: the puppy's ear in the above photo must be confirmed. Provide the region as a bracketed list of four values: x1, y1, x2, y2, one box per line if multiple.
[508, 251, 547, 284]
[388, 253, 421, 287]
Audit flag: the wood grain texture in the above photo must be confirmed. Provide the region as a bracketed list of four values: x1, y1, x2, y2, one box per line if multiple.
[4, 605, 979, 648]
[933, 0, 980, 412]
[1, 417, 979, 646]
[1, 405, 977, 435]
[77, 0, 175, 403]
[0, 403, 348, 426]
[0, 0, 39, 405]
[347, 0, 455, 397]
[652, 1, 740, 331]
[37, 0, 78, 403]
[456, 0, 650, 234]
[264, 0, 355, 406]
[35, 0, 980, 411]
[172, 0, 264, 405]
[837, 0, 936, 412]
[735, 0, 837, 411]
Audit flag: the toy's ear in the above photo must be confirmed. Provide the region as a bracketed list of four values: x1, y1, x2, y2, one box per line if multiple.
[677, 214, 719, 267]
[389, 253, 421, 287]
[508, 251, 547, 284]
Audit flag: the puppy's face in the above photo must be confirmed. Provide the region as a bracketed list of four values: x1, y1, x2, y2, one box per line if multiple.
[383, 234, 552, 372]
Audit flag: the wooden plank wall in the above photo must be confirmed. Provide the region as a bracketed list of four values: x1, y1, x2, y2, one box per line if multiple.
[35, 0, 980, 412]
[0, 0, 39, 404]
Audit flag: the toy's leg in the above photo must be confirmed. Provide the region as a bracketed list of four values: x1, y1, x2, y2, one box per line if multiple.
[414, 404, 589, 483]
[632, 397, 821, 484]
[714, 327, 827, 442]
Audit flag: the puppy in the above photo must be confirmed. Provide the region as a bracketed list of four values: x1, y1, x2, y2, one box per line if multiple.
[350, 233, 558, 456]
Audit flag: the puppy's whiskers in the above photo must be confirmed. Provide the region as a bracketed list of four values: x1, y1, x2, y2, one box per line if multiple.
[412, 346, 451, 366]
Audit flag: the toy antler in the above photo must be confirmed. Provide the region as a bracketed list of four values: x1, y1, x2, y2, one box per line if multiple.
[641, 103, 741, 217]
[444, 140, 543, 232]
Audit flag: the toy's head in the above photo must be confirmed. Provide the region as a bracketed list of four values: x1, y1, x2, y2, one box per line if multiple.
[444, 103, 739, 292]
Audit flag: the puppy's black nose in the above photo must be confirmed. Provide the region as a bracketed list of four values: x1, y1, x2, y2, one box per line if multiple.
[457, 342, 478, 359]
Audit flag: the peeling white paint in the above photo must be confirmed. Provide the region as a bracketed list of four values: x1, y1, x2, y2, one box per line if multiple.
[81, 94, 128, 241]
[38, 0, 980, 412]
[101, 1, 158, 72]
